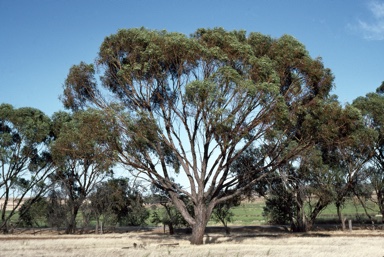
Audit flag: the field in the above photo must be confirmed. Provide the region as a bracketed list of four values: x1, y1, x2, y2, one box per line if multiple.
[206, 198, 381, 226]
[1, 227, 384, 257]
[1, 198, 384, 257]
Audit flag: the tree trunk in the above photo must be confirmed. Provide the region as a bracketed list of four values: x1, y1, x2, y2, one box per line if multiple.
[65, 205, 79, 234]
[190, 203, 211, 245]
[168, 223, 174, 235]
[336, 203, 346, 230]
[95, 217, 99, 234]
[377, 191, 384, 224]
[291, 192, 308, 232]
[163, 204, 175, 235]
[191, 222, 206, 245]
[1, 188, 10, 234]
[224, 225, 230, 235]
[292, 217, 309, 232]
[355, 193, 374, 223]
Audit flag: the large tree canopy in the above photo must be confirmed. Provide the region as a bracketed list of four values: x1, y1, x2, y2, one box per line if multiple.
[62, 28, 334, 244]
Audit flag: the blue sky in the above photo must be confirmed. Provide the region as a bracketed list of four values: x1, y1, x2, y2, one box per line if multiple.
[1, 0, 384, 116]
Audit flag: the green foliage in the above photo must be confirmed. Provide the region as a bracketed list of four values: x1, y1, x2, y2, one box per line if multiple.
[62, 27, 336, 244]
[211, 195, 241, 234]
[89, 178, 149, 227]
[0, 104, 53, 233]
[49, 109, 116, 233]
[62, 62, 97, 111]
[148, 182, 192, 234]
[263, 185, 294, 225]
[150, 205, 188, 229]
[18, 197, 48, 228]
[45, 190, 67, 229]
[51, 109, 117, 168]
[120, 195, 150, 226]
[353, 86, 384, 220]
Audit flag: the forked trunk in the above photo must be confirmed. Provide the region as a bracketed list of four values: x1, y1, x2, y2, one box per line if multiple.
[292, 193, 309, 232]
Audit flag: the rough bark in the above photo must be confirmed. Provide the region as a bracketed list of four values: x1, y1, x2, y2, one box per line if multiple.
[190, 222, 206, 245]
[65, 205, 80, 234]
[0, 189, 10, 233]
[189, 203, 212, 245]
[377, 191, 384, 223]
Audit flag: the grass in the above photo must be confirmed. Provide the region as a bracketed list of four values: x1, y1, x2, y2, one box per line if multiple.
[315, 200, 380, 224]
[207, 198, 381, 226]
[134, 198, 382, 228]
[8, 197, 382, 230]
[223, 202, 266, 225]
[1, 231, 384, 257]
[3, 211, 20, 224]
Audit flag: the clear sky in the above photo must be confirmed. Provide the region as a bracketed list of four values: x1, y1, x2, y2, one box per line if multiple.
[1, 0, 383, 116]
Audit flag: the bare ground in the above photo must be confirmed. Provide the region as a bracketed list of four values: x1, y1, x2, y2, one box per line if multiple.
[0, 226, 384, 257]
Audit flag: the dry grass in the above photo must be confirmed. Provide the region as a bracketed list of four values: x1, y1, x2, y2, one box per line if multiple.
[0, 228, 384, 257]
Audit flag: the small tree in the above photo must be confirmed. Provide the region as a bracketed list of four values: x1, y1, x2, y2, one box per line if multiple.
[353, 84, 384, 223]
[120, 187, 149, 226]
[45, 189, 67, 231]
[263, 182, 295, 225]
[241, 100, 374, 231]
[0, 104, 53, 233]
[50, 109, 115, 234]
[88, 182, 119, 234]
[18, 197, 48, 228]
[210, 190, 241, 235]
[89, 178, 149, 234]
[151, 205, 189, 235]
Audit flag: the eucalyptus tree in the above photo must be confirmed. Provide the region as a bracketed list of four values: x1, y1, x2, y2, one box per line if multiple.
[353, 83, 384, 222]
[294, 101, 376, 231]
[326, 106, 376, 229]
[0, 104, 53, 233]
[50, 109, 116, 234]
[89, 178, 149, 234]
[62, 28, 334, 244]
[242, 99, 375, 231]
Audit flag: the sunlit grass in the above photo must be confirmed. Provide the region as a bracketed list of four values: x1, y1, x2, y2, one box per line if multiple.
[0, 232, 383, 257]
